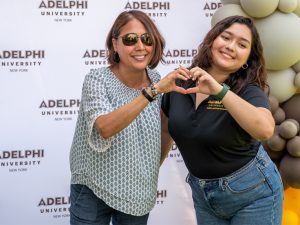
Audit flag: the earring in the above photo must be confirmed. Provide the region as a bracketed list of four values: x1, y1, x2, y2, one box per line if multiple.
[113, 51, 120, 63]
[242, 63, 248, 69]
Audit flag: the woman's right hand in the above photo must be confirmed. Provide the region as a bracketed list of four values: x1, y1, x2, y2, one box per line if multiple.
[185, 66, 223, 95]
[155, 66, 191, 94]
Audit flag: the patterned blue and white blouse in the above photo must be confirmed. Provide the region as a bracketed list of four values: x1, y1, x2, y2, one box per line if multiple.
[70, 67, 162, 216]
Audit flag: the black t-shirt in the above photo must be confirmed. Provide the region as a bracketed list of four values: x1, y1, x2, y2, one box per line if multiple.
[161, 85, 270, 179]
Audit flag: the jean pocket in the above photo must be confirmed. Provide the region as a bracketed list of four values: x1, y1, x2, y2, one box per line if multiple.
[70, 184, 99, 221]
[225, 167, 266, 194]
[259, 162, 284, 193]
[71, 184, 85, 205]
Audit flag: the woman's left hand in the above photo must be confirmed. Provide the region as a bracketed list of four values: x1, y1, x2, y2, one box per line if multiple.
[156, 66, 191, 94]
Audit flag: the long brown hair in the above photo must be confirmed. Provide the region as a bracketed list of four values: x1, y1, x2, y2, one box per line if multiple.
[106, 10, 165, 69]
[190, 15, 268, 94]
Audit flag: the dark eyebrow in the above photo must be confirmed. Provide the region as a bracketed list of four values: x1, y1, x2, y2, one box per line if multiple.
[223, 30, 251, 44]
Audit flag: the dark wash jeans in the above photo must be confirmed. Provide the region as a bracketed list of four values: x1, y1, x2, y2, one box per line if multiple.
[187, 146, 284, 225]
[70, 184, 149, 225]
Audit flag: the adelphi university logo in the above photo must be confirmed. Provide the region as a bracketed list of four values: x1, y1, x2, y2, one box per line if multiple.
[124, 1, 170, 19]
[38, 196, 70, 219]
[207, 100, 227, 110]
[203, 0, 222, 17]
[166, 143, 183, 163]
[39, 99, 80, 121]
[0, 149, 45, 172]
[38, 0, 88, 22]
[156, 189, 167, 205]
[0, 50, 45, 73]
[163, 49, 197, 67]
[83, 49, 108, 67]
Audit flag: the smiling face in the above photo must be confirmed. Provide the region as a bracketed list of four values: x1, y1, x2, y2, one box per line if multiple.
[112, 18, 153, 73]
[211, 23, 252, 74]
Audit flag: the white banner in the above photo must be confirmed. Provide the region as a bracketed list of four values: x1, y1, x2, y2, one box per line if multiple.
[0, 1, 221, 224]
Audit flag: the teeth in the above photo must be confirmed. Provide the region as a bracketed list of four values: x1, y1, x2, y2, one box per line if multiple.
[134, 55, 145, 60]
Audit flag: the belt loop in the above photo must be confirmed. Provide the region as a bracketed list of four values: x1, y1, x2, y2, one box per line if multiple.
[256, 145, 263, 160]
[221, 179, 226, 191]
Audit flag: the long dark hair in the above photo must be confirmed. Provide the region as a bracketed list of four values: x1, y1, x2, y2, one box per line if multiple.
[190, 15, 268, 94]
[106, 10, 165, 69]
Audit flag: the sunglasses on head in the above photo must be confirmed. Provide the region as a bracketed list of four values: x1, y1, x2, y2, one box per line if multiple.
[118, 33, 153, 46]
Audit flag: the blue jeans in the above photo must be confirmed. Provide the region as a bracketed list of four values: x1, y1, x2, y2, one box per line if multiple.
[186, 146, 284, 225]
[70, 184, 149, 225]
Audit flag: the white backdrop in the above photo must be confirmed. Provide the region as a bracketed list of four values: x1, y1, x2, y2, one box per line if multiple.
[0, 1, 221, 225]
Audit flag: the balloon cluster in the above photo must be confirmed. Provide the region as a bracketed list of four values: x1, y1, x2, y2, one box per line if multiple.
[213, 0, 300, 188]
[213, 1, 300, 223]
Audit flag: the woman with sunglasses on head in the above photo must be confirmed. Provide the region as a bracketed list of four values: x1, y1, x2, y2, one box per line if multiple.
[159, 16, 284, 225]
[69, 10, 190, 225]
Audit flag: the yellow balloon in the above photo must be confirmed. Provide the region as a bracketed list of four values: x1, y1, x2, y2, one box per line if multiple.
[282, 209, 299, 225]
[284, 188, 300, 216]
